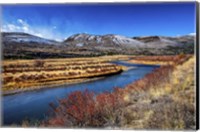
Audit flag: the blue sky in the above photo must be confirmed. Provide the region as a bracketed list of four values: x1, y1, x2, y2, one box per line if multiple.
[1, 3, 196, 41]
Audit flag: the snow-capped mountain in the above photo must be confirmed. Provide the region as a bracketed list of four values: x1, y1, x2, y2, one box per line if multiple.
[2, 32, 60, 45]
[64, 33, 145, 48]
[64, 33, 195, 49]
[1, 32, 195, 59]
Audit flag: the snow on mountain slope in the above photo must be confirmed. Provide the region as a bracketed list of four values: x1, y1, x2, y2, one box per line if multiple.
[2, 32, 195, 49]
[2, 32, 195, 58]
[64, 33, 145, 48]
[133, 36, 186, 48]
[106, 34, 144, 45]
[2, 32, 60, 45]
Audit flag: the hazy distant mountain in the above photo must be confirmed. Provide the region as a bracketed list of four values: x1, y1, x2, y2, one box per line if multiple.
[2, 32, 75, 59]
[132, 36, 182, 48]
[2, 32, 60, 45]
[1, 32, 195, 59]
[162, 35, 196, 45]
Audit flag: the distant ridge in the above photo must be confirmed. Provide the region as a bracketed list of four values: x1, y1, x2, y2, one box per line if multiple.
[1, 32, 195, 59]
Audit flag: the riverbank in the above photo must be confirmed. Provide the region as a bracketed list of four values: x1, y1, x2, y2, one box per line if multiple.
[121, 55, 195, 129]
[36, 54, 195, 130]
[2, 55, 129, 95]
[3, 69, 124, 96]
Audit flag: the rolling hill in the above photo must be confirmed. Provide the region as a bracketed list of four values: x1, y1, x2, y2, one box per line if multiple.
[1, 32, 195, 59]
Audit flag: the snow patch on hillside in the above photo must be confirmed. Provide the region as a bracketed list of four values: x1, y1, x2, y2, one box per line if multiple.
[3, 33, 58, 45]
[112, 35, 144, 45]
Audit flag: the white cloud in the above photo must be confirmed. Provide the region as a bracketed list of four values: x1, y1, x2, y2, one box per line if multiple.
[7, 24, 20, 31]
[1, 18, 63, 41]
[17, 19, 30, 32]
[176, 33, 196, 37]
[17, 19, 25, 25]
[176, 34, 181, 37]
[188, 32, 196, 36]
[2, 19, 30, 33]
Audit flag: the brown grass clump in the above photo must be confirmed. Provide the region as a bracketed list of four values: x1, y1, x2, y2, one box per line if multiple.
[34, 59, 45, 67]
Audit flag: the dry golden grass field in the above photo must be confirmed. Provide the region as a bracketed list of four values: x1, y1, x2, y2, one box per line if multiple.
[2, 55, 130, 95]
[128, 54, 193, 65]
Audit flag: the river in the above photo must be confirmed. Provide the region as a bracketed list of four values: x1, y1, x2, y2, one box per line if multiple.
[2, 61, 159, 125]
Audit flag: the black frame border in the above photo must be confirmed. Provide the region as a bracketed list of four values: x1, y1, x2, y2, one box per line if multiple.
[196, 1, 199, 130]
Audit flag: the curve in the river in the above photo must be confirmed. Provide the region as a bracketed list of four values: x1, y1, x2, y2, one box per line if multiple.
[3, 61, 159, 125]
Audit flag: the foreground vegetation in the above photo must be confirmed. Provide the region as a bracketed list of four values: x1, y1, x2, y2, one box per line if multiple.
[2, 55, 129, 95]
[21, 54, 195, 129]
[122, 55, 195, 129]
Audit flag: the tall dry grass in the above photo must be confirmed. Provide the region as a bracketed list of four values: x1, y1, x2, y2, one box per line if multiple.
[122, 55, 195, 130]
[2, 56, 128, 93]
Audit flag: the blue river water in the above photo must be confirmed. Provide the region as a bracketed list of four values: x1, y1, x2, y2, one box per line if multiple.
[2, 61, 159, 125]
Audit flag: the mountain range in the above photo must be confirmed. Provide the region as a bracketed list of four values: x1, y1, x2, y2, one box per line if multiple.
[1, 32, 195, 59]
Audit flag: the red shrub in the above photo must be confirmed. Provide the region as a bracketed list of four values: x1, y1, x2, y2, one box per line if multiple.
[42, 89, 125, 127]
[126, 65, 174, 92]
